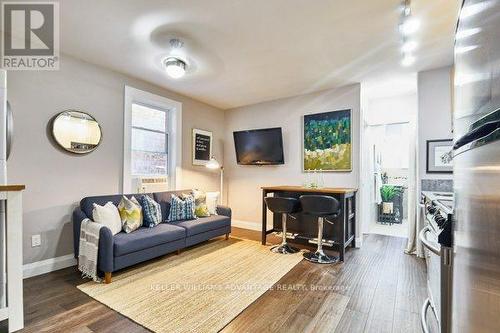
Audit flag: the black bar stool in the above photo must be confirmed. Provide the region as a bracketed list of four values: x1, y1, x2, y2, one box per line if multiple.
[299, 195, 340, 264]
[264, 197, 301, 254]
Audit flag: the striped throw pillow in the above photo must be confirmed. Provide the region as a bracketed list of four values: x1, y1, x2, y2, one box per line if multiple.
[138, 195, 162, 228]
[168, 194, 196, 222]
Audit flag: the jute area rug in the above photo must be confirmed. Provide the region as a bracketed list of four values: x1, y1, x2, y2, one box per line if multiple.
[78, 238, 303, 333]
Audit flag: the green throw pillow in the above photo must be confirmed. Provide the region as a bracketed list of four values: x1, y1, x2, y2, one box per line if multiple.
[118, 196, 142, 233]
[191, 189, 210, 217]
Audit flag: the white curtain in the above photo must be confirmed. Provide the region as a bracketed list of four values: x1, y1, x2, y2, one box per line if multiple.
[405, 113, 423, 257]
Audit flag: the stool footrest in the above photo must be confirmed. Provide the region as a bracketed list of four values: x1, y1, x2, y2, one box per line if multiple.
[273, 231, 299, 239]
[306, 237, 339, 247]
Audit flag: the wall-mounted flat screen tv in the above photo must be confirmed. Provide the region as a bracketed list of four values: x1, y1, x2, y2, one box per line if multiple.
[233, 127, 284, 165]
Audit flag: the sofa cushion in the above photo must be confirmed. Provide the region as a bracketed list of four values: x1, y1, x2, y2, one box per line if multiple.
[172, 215, 230, 237]
[113, 223, 186, 256]
[81, 193, 153, 219]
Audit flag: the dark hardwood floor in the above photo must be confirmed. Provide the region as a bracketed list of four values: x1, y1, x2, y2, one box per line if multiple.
[7, 228, 426, 333]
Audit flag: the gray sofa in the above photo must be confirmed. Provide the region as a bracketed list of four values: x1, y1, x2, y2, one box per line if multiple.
[73, 190, 231, 283]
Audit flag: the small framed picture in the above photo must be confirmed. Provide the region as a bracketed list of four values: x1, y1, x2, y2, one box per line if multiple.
[426, 139, 453, 173]
[192, 129, 212, 166]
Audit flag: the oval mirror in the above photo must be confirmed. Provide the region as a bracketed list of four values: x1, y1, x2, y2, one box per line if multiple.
[52, 110, 102, 154]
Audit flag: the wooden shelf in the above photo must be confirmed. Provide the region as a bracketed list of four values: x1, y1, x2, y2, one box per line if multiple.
[0, 185, 25, 191]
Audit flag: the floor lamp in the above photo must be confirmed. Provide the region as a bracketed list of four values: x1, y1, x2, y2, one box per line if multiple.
[206, 157, 223, 204]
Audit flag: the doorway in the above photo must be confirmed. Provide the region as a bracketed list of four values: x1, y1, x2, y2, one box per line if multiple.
[360, 76, 417, 239]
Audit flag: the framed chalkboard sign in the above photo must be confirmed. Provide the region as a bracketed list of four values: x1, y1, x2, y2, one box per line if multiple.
[192, 128, 213, 165]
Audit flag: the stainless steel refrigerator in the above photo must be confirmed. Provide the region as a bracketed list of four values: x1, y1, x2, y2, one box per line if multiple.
[453, 0, 500, 332]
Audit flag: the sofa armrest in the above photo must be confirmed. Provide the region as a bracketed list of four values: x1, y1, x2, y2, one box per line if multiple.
[98, 227, 114, 273]
[73, 207, 114, 273]
[216, 205, 232, 218]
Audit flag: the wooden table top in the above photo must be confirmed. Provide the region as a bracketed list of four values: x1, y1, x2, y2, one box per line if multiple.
[261, 185, 357, 194]
[0, 185, 25, 191]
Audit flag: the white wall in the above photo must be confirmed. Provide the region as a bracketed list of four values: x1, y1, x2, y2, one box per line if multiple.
[364, 92, 417, 125]
[224, 84, 361, 228]
[417, 66, 453, 183]
[8, 55, 225, 264]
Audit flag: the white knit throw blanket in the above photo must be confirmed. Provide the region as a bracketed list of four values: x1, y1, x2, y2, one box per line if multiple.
[78, 218, 103, 282]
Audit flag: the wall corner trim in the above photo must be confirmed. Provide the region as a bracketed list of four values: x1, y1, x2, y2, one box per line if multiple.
[23, 254, 76, 279]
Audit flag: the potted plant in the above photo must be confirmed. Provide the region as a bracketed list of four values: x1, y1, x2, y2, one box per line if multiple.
[380, 185, 396, 214]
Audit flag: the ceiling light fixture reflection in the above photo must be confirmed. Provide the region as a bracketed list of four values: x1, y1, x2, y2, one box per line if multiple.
[164, 57, 186, 79]
[401, 40, 418, 53]
[455, 45, 479, 54]
[401, 54, 415, 66]
[460, 1, 494, 19]
[455, 27, 482, 40]
[400, 17, 420, 35]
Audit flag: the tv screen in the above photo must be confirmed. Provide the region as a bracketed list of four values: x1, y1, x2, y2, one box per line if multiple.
[233, 127, 284, 165]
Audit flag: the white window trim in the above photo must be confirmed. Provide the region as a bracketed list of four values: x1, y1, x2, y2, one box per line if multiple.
[123, 86, 182, 193]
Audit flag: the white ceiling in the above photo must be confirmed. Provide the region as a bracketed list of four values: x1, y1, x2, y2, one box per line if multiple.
[59, 0, 460, 109]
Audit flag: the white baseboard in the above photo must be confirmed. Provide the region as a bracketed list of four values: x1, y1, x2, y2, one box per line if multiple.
[232, 219, 272, 231]
[355, 237, 363, 248]
[23, 254, 77, 279]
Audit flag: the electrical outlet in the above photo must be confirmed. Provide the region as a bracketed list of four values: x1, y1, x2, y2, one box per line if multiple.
[31, 234, 41, 247]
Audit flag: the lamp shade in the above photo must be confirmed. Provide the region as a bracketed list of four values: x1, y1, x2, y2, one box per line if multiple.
[206, 157, 220, 169]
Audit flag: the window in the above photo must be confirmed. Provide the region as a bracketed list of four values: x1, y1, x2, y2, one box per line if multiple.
[131, 103, 168, 176]
[123, 86, 182, 193]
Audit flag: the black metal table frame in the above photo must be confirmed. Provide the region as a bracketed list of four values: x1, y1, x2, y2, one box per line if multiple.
[261, 188, 356, 262]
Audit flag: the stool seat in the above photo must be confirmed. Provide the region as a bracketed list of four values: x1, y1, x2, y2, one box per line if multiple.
[299, 195, 341, 264]
[264, 197, 301, 214]
[299, 195, 340, 217]
[264, 197, 301, 254]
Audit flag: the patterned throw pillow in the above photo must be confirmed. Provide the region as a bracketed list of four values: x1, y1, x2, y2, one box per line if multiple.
[191, 189, 210, 218]
[118, 196, 142, 233]
[168, 194, 196, 222]
[138, 195, 162, 228]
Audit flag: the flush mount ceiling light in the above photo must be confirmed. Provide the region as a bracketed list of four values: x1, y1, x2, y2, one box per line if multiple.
[399, 17, 420, 36]
[401, 54, 415, 67]
[399, 0, 418, 67]
[164, 57, 186, 79]
[162, 38, 188, 79]
[401, 40, 418, 53]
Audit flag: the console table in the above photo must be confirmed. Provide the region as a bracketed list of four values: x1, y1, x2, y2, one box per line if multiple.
[261, 186, 357, 261]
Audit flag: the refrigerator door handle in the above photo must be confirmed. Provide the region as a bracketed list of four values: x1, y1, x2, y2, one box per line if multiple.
[421, 298, 439, 333]
[454, 111, 500, 151]
[419, 226, 441, 255]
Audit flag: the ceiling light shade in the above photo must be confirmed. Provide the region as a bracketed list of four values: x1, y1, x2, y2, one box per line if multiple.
[401, 54, 415, 67]
[164, 57, 186, 79]
[401, 40, 418, 53]
[399, 17, 420, 35]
